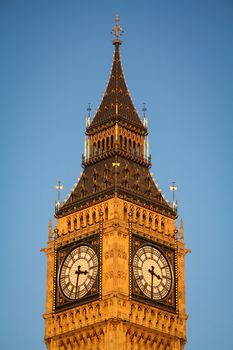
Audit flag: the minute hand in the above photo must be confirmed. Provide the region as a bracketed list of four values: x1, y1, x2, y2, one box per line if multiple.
[154, 272, 161, 280]
[75, 265, 88, 299]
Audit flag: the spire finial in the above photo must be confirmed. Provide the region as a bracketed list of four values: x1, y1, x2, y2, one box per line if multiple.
[55, 180, 63, 213]
[142, 102, 147, 117]
[111, 15, 124, 44]
[86, 102, 91, 126]
[142, 103, 148, 128]
[56, 180, 63, 201]
[170, 181, 178, 212]
[87, 102, 91, 116]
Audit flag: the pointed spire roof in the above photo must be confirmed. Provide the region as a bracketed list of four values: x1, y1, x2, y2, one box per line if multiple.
[55, 17, 177, 220]
[87, 17, 146, 134]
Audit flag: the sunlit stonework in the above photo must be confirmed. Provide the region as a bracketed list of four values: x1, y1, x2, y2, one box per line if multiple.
[42, 17, 188, 350]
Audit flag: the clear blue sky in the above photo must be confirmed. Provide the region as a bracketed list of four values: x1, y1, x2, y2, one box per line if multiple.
[1, 1, 233, 349]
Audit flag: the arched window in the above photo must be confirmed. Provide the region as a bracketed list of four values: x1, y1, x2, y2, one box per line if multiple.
[155, 217, 158, 230]
[106, 137, 109, 150]
[93, 143, 96, 156]
[97, 140, 101, 155]
[92, 211, 96, 223]
[120, 135, 123, 148]
[102, 139, 105, 153]
[142, 212, 146, 224]
[111, 135, 114, 148]
[74, 217, 77, 229]
[133, 141, 136, 154]
[80, 215, 83, 227]
[124, 137, 127, 149]
[105, 206, 108, 220]
[129, 139, 132, 152]
[161, 220, 165, 233]
[137, 143, 140, 156]
[149, 215, 152, 227]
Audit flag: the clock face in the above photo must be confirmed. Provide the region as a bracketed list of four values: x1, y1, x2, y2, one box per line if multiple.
[133, 245, 172, 300]
[59, 245, 98, 300]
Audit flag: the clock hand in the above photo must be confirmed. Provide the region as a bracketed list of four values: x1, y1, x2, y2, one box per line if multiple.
[75, 267, 80, 299]
[75, 265, 88, 299]
[154, 272, 161, 280]
[151, 269, 154, 299]
[148, 265, 155, 298]
[149, 265, 161, 280]
[148, 265, 162, 299]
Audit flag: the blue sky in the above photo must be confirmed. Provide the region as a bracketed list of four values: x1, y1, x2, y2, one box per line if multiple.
[1, 0, 233, 349]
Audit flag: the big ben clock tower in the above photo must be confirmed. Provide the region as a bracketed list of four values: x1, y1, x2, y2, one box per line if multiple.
[43, 17, 188, 350]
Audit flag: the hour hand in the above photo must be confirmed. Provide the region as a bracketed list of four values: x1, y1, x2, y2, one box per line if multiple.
[149, 266, 161, 280]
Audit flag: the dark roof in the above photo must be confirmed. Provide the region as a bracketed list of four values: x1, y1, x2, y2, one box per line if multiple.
[56, 151, 176, 218]
[87, 43, 147, 134]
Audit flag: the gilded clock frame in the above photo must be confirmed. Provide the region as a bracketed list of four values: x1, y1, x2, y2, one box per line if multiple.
[54, 233, 101, 312]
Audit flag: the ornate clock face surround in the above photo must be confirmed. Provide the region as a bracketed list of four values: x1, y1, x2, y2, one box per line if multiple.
[131, 234, 177, 312]
[55, 234, 100, 312]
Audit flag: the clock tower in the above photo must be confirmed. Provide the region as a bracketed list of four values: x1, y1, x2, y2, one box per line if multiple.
[43, 17, 188, 350]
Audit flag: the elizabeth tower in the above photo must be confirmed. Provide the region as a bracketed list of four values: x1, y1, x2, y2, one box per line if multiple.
[43, 17, 188, 350]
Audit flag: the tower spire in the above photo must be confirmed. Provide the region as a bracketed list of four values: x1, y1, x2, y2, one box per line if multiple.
[87, 16, 146, 134]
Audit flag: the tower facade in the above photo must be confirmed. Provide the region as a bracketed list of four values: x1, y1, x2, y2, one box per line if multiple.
[43, 18, 188, 350]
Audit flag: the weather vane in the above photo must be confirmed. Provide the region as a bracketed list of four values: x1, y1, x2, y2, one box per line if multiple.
[111, 15, 124, 43]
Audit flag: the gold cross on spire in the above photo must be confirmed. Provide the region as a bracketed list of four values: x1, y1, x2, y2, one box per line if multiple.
[111, 15, 124, 44]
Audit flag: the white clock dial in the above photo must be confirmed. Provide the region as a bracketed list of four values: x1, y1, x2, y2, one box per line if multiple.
[133, 245, 172, 300]
[59, 245, 98, 300]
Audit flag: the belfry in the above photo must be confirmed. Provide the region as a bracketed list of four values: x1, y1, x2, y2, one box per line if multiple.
[43, 17, 188, 350]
